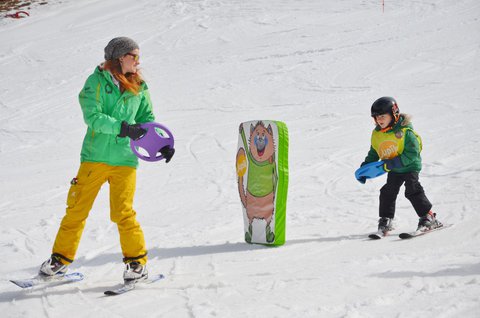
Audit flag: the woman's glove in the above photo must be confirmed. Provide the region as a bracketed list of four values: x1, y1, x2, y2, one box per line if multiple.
[118, 121, 147, 140]
[159, 146, 175, 163]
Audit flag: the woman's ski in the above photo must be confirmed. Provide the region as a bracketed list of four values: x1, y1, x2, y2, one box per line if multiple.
[10, 272, 84, 289]
[104, 273, 165, 296]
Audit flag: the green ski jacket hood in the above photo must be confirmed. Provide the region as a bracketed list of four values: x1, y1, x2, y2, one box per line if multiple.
[78, 66, 155, 168]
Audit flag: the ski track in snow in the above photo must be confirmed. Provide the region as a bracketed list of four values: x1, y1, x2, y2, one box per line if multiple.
[1, 0, 480, 317]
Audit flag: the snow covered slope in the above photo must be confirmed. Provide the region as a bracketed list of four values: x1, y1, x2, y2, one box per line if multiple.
[1, 0, 479, 317]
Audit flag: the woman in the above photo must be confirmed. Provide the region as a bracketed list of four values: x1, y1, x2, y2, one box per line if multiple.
[39, 37, 174, 282]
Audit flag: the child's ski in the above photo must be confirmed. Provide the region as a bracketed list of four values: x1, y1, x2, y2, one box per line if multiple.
[10, 272, 84, 289]
[399, 224, 452, 239]
[104, 273, 165, 296]
[368, 230, 390, 240]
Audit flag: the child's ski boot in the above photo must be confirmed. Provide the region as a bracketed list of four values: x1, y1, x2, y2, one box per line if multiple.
[378, 217, 394, 234]
[417, 211, 442, 232]
[369, 217, 394, 239]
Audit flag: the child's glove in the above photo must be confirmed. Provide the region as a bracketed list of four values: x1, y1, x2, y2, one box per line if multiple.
[159, 146, 175, 163]
[357, 176, 367, 184]
[383, 157, 403, 172]
[356, 163, 368, 183]
[118, 121, 147, 140]
[355, 161, 387, 183]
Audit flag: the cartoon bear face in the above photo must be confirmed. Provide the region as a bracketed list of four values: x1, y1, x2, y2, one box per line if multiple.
[249, 121, 275, 162]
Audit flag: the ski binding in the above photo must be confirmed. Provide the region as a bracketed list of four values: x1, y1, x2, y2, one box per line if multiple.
[368, 230, 390, 240]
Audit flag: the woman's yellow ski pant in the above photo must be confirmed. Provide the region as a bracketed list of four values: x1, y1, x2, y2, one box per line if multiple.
[52, 162, 147, 265]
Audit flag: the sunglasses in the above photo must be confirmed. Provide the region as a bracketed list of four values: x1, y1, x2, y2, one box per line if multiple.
[125, 53, 140, 61]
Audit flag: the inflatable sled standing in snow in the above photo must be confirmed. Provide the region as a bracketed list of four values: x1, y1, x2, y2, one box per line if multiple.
[236, 120, 289, 246]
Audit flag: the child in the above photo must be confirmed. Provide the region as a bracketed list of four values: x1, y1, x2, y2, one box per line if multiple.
[360, 96, 442, 234]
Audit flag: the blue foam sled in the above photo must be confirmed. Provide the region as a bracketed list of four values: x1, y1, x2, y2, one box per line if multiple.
[355, 161, 386, 183]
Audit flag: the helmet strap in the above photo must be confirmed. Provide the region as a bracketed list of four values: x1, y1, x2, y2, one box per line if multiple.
[393, 112, 400, 123]
[376, 113, 399, 132]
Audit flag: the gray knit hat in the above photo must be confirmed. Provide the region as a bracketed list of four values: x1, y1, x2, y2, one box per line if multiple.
[104, 37, 139, 61]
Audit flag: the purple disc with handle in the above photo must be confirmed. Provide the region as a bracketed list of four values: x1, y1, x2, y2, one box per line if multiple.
[130, 122, 174, 162]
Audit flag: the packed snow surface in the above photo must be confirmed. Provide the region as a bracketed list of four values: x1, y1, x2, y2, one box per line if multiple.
[1, 0, 479, 317]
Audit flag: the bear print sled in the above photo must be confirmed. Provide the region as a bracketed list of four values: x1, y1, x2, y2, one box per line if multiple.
[236, 120, 289, 246]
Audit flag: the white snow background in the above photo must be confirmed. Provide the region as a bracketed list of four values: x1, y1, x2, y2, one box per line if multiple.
[1, 0, 479, 317]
